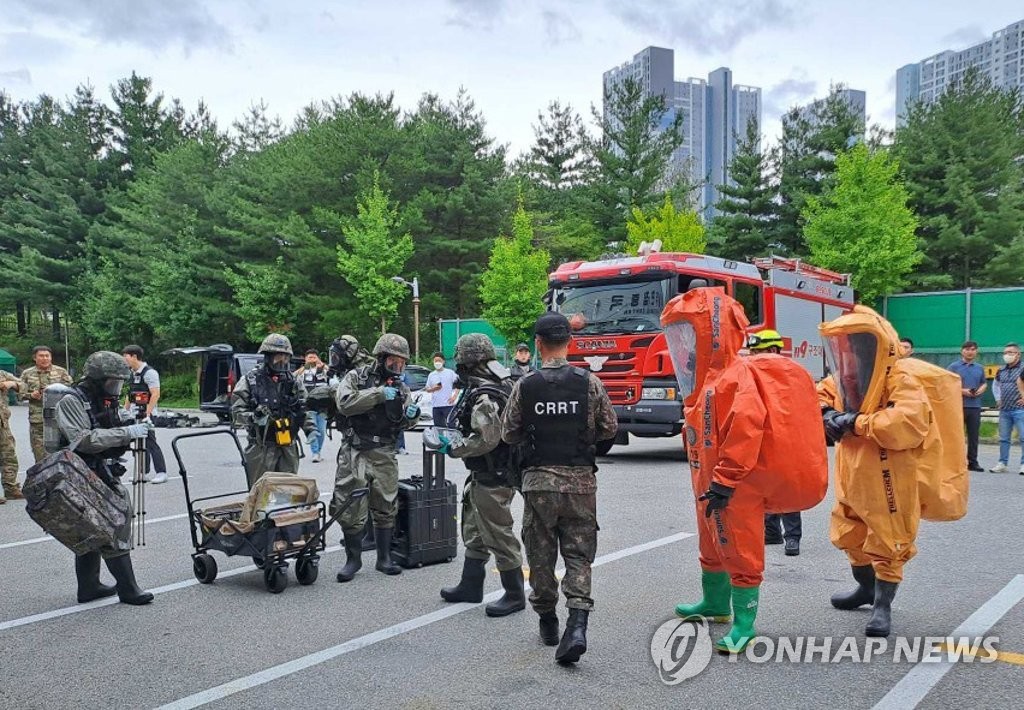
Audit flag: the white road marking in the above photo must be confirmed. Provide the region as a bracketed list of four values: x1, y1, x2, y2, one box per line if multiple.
[872, 574, 1024, 710]
[0, 545, 342, 633]
[155, 532, 695, 710]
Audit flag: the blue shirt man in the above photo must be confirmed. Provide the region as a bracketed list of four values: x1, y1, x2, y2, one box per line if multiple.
[426, 352, 458, 427]
[948, 341, 987, 472]
[990, 342, 1024, 473]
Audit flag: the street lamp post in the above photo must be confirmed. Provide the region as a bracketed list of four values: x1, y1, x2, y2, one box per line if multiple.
[392, 276, 420, 361]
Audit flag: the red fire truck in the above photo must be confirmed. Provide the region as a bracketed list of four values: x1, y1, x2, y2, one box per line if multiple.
[547, 249, 854, 453]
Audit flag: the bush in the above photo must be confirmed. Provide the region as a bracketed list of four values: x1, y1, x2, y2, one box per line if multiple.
[159, 371, 199, 408]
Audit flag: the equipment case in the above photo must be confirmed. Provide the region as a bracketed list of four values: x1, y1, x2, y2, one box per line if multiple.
[392, 448, 458, 568]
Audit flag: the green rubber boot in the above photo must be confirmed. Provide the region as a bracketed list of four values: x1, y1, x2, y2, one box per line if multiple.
[714, 585, 759, 654]
[674, 570, 732, 623]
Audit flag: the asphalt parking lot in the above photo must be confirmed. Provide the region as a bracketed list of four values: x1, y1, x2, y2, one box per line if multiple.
[0, 406, 1021, 709]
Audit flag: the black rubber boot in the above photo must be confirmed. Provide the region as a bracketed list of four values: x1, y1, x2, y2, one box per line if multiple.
[75, 551, 116, 603]
[360, 518, 375, 552]
[440, 557, 486, 603]
[865, 580, 899, 637]
[374, 527, 402, 576]
[104, 554, 154, 605]
[555, 609, 589, 664]
[336, 533, 363, 583]
[539, 612, 559, 646]
[831, 565, 875, 610]
[784, 538, 800, 556]
[485, 568, 527, 617]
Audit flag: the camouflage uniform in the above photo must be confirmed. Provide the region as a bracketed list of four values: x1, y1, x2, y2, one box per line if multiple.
[501, 356, 617, 613]
[20, 364, 73, 463]
[0, 371, 24, 499]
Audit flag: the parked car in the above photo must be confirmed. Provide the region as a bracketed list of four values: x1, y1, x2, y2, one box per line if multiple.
[403, 364, 434, 430]
[163, 344, 302, 423]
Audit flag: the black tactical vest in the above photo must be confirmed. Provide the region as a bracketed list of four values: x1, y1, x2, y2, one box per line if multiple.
[519, 366, 594, 469]
[127, 364, 153, 415]
[301, 366, 329, 389]
[246, 368, 303, 441]
[348, 365, 405, 451]
[455, 379, 513, 485]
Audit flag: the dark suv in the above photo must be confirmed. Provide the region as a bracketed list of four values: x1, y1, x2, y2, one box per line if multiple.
[163, 344, 302, 423]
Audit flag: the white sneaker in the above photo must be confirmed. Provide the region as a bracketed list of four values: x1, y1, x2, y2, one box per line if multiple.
[146, 472, 168, 484]
[990, 462, 1008, 473]
[311, 454, 322, 463]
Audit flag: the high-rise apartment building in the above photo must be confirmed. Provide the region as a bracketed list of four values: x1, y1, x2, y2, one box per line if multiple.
[603, 47, 762, 220]
[895, 18, 1024, 125]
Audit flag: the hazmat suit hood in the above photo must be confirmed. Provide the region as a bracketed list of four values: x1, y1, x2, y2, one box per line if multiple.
[819, 305, 901, 415]
[661, 287, 749, 406]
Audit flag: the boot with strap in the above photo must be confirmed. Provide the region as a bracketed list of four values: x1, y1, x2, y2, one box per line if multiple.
[440, 557, 486, 603]
[675, 569, 732, 622]
[865, 580, 899, 637]
[555, 608, 589, 664]
[374, 527, 402, 576]
[831, 564, 875, 610]
[485, 567, 526, 617]
[714, 585, 759, 654]
[104, 553, 154, 605]
[75, 551, 116, 603]
[336, 532, 363, 583]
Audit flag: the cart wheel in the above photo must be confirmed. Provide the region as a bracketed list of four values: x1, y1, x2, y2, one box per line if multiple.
[193, 554, 218, 584]
[264, 566, 288, 593]
[253, 556, 266, 570]
[296, 557, 319, 586]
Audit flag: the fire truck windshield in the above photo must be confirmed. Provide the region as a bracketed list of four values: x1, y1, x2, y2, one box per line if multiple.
[555, 278, 671, 335]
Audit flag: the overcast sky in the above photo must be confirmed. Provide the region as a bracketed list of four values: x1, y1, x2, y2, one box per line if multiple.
[1, 1, 1021, 155]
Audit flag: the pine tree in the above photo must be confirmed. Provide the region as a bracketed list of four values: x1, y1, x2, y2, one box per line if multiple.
[708, 117, 775, 260]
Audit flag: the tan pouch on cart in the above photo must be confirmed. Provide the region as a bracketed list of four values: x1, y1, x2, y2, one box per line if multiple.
[241, 474, 319, 522]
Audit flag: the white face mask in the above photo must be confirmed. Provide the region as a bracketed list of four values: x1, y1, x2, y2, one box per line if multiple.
[433, 361, 444, 370]
[1004, 353, 1018, 364]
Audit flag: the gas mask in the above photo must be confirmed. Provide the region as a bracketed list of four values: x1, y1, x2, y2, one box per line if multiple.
[103, 378, 125, 397]
[380, 355, 405, 381]
[264, 353, 291, 374]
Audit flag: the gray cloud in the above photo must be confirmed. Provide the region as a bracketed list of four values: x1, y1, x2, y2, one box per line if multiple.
[763, 74, 817, 118]
[542, 10, 581, 45]
[940, 24, 988, 49]
[446, 0, 506, 30]
[0, 32, 73, 64]
[608, 0, 797, 55]
[6, 0, 231, 53]
[0, 68, 32, 87]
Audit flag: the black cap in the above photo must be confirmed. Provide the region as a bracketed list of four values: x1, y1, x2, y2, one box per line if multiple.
[534, 312, 571, 341]
[516, 342, 531, 351]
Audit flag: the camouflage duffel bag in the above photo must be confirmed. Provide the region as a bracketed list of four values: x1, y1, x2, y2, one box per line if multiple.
[22, 449, 130, 555]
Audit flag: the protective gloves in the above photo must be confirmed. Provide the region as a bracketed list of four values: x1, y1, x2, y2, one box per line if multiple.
[823, 409, 859, 442]
[382, 386, 399, 401]
[405, 404, 420, 420]
[699, 481, 734, 518]
[437, 433, 451, 455]
[125, 423, 150, 439]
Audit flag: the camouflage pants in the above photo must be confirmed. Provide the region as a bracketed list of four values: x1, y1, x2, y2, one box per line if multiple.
[522, 490, 598, 613]
[331, 442, 398, 534]
[0, 419, 19, 491]
[30, 421, 46, 464]
[462, 480, 522, 572]
[243, 439, 300, 488]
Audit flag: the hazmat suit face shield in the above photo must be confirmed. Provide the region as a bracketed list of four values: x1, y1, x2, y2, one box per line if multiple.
[103, 378, 125, 397]
[664, 321, 698, 401]
[824, 332, 879, 414]
[264, 353, 291, 374]
[382, 354, 407, 379]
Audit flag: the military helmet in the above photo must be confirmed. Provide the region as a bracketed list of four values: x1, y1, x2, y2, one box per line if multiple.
[372, 333, 411, 360]
[748, 329, 785, 352]
[258, 333, 293, 355]
[454, 333, 497, 365]
[83, 351, 131, 381]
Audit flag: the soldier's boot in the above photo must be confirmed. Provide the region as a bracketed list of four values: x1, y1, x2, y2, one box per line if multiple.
[374, 527, 402, 576]
[674, 569, 732, 622]
[3, 484, 24, 500]
[831, 565, 876, 610]
[485, 567, 526, 617]
[360, 518, 375, 552]
[714, 585, 759, 654]
[336, 533, 363, 583]
[104, 554, 154, 605]
[554, 609, 589, 664]
[865, 580, 899, 637]
[75, 551, 116, 603]
[539, 612, 559, 646]
[440, 557, 486, 603]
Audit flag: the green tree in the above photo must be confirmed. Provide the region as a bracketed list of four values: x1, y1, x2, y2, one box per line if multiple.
[337, 172, 414, 333]
[803, 144, 921, 302]
[525, 100, 590, 194]
[480, 202, 550, 347]
[625, 194, 706, 254]
[224, 256, 296, 341]
[894, 68, 1024, 288]
[708, 117, 775, 260]
[589, 77, 684, 245]
[773, 85, 866, 256]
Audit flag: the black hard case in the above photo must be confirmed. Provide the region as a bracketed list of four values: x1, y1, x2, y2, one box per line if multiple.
[392, 448, 458, 568]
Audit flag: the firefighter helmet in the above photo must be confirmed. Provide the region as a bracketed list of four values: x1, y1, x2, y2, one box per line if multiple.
[748, 329, 785, 352]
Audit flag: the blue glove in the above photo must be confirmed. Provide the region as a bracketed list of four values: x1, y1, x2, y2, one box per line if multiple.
[438, 433, 451, 455]
[405, 404, 420, 420]
[125, 423, 149, 439]
[383, 386, 398, 401]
